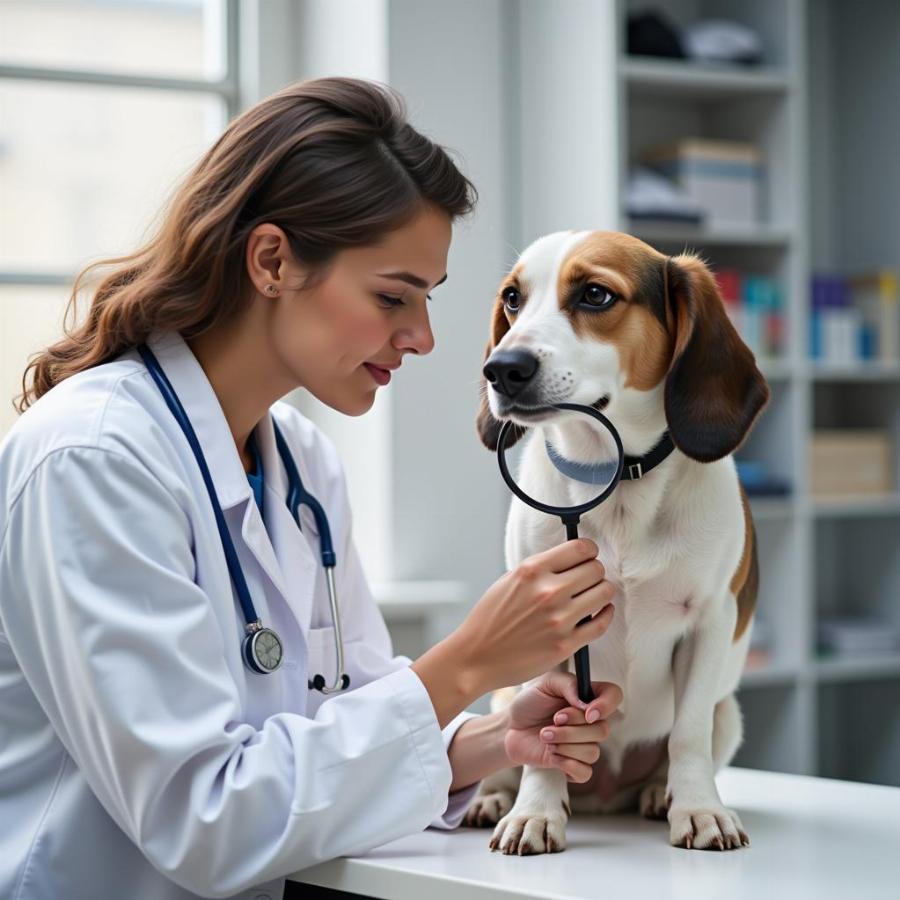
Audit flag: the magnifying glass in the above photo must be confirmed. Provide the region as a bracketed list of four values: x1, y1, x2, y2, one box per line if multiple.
[496, 402, 625, 704]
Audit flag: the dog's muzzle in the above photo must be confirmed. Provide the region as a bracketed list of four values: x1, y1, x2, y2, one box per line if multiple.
[483, 349, 540, 399]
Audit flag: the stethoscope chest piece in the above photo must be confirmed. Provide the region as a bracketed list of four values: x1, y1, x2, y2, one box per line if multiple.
[243, 620, 284, 674]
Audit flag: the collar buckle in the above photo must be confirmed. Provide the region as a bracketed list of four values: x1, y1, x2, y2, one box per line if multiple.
[628, 462, 643, 480]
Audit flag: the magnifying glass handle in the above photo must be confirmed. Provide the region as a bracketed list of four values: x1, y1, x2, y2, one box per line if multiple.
[564, 519, 594, 704]
[574, 644, 593, 704]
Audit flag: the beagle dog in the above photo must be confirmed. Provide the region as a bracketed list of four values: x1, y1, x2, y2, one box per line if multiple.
[466, 230, 769, 853]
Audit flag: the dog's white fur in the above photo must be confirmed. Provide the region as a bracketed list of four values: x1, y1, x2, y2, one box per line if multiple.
[467, 231, 763, 853]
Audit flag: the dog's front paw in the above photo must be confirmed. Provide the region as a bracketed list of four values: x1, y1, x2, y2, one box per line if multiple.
[639, 781, 670, 820]
[668, 803, 750, 850]
[463, 791, 514, 828]
[489, 812, 567, 855]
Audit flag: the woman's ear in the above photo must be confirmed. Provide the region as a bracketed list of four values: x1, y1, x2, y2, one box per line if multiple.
[664, 254, 770, 462]
[476, 299, 527, 451]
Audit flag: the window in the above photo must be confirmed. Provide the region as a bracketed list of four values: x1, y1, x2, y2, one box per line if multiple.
[1, 3, 396, 585]
[0, 0, 239, 434]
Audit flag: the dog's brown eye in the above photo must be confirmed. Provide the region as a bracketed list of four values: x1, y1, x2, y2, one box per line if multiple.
[581, 284, 617, 310]
[502, 287, 521, 312]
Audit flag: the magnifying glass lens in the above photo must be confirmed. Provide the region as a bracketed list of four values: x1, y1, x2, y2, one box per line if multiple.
[497, 403, 624, 520]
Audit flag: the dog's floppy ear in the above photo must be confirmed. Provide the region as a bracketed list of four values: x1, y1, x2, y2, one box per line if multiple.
[476, 299, 527, 451]
[664, 254, 770, 462]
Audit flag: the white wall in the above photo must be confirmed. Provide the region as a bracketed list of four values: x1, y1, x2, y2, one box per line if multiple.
[385, 0, 513, 597]
[517, 0, 620, 243]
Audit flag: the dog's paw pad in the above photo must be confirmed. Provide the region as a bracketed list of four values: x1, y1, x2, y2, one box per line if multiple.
[639, 782, 670, 820]
[668, 805, 749, 850]
[463, 791, 514, 828]
[490, 814, 567, 855]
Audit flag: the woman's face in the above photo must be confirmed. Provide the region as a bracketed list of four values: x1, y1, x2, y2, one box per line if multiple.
[265, 205, 452, 416]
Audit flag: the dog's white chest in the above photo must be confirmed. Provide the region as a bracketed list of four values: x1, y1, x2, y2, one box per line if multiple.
[567, 509, 712, 749]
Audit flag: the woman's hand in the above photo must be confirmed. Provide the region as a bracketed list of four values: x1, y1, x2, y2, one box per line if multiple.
[454, 539, 614, 691]
[412, 539, 616, 729]
[504, 672, 623, 783]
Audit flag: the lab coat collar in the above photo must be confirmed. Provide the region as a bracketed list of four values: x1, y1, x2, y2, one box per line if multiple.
[143, 333, 320, 621]
[255, 415, 319, 630]
[144, 332, 295, 600]
[145, 331, 254, 511]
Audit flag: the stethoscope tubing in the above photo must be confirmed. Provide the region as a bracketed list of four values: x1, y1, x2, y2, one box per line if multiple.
[138, 344, 349, 692]
[138, 344, 261, 629]
[272, 422, 348, 694]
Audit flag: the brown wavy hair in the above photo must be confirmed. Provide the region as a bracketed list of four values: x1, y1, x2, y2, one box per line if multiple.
[16, 77, 476, 412]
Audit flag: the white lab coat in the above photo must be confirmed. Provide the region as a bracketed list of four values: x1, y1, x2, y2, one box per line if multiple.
[0, 331, 479, 900]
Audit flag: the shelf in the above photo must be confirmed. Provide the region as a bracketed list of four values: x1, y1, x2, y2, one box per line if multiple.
[612, 0, 900, 786]
[815, 654, 900, 683]
[625, 220, 792, 249]
[809, 494, 900, 519]
[807, 361, 900, 382]
[749, 497, 795, 520]
[620, 57, 790, 99]
[740, 663, 800, 688]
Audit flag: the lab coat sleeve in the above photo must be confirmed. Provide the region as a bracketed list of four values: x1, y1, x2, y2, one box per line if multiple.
[0, 447, 462, 898]
[433, 711, 482, 828]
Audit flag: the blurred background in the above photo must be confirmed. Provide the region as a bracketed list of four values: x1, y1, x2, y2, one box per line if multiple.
[2, 0, 898, 787]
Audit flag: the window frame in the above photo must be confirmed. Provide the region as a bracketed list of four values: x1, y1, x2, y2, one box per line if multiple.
[0, 0, 241, 288]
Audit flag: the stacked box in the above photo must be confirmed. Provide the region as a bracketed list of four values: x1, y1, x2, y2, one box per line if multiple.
[649, 138, 762, 227]
[809, 430, 893, 496]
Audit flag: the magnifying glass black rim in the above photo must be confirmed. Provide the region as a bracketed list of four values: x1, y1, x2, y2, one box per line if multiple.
[497, 402, 625, 520]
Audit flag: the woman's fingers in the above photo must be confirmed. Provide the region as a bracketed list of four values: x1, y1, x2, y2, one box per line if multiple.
[541, 722, 609, 745]
[574, 598, 615, 642]
[535, 538, 601, 574]
[536, 670, 584, 711]
[569, 581, 616, 627]
[586, 681, 623, 719]
[550, 753, 593, 783]
[553, 680, 623, 726]
[553, 707, 581, 726]
[559, 557, 609, 599]
[538, 672, 622, 718]
[550, 741, 602, 765]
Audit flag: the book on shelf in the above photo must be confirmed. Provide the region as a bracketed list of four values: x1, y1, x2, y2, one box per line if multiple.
[716, 268, 785, 360]
[810, 270, 899, 365]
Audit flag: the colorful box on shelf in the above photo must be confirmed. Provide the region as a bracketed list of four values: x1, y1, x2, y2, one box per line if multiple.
[715, 268, 785, 359]
[852, 271, 900, 363]
[647, 138, 762, 227]
[809, 271, 899, 364]
[809, 430, 893, 497]
[735, 459, 791, 497]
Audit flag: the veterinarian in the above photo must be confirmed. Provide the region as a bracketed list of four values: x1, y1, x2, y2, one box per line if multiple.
[0, 78, 620, 900]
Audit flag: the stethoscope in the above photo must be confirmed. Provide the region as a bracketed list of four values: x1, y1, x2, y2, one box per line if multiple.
[138, 344, 350, 693]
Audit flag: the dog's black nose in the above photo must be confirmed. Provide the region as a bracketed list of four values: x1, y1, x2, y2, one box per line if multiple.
[483, 349, 540, 398]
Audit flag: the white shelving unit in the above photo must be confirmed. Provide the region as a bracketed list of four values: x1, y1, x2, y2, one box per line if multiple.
[613, 0, 900, 786]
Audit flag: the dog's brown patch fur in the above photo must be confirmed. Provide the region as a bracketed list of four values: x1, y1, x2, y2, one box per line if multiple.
[730, 485, 758, 641]
[555, 233, 673, 392]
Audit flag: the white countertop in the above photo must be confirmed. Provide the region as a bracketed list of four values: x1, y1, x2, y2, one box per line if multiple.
[289, 767, 900, 900]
